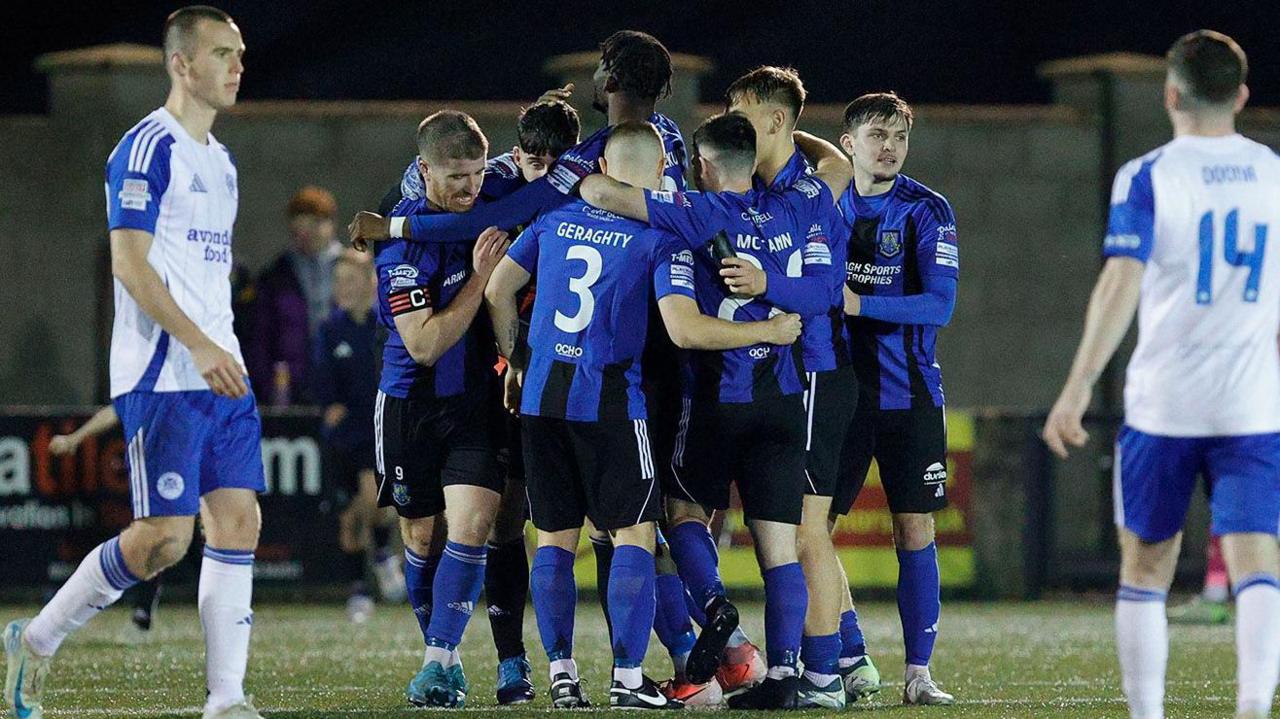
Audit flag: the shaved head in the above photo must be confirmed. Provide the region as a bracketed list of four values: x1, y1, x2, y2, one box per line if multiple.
[600, 121, 665, 190]
[163, 5, 235, 60]
[604, 121, 663, 169]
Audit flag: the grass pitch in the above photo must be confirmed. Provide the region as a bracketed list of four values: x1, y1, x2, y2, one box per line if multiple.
[2, 598, 1239, 718]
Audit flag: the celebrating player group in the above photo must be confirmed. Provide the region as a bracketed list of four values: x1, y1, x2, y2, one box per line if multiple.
[5, 3, 1275, 718]
[336, 20, 958, 711]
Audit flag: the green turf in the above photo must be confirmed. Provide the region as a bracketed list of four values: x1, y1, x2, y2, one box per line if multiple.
[2, 598, 1239, 718]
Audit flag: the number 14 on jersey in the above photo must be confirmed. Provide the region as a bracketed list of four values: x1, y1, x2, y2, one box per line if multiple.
[1197, 209, 1269, 305]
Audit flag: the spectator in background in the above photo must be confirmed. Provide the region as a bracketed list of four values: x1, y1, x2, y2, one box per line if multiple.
[247, 186, 341, 403]
[311, 248, 403, 622]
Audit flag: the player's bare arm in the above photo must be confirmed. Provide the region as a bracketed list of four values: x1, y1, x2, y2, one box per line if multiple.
[483, 256, 532, 363]
[48, 405, 120, 456]
[1042, 256, 1145, 459]
[110, 228, 248, 399]
[483, 256, 532, 413]
[794, 129, 854, 197]
[578, 174, 650, 223]
[394, 227, 509, 366]
[657, 294, 801, 350]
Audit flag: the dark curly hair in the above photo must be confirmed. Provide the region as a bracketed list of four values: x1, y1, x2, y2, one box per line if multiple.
[599, 30, 673, 101]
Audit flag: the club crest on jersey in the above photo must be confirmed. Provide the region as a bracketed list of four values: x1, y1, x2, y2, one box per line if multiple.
[392, 482, 410, 506]
[156, 472, 185, 500]
[878, 230, 902, 259]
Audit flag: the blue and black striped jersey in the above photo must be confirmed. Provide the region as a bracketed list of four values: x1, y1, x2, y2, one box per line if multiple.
[838, 174, 958, 410]
[375, 197, 497, 400]
[508, 199, 688, 421]
[642, 179, 838, 403]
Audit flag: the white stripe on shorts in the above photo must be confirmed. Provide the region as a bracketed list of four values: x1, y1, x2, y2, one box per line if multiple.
[127, 429, 142, 517]
[633, 420, 657, 524]
[633, 419, 654, 480]
[805, 371, 817, 451]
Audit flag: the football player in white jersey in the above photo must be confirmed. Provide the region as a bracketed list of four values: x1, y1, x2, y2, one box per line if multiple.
[1044, 30, 1280, 719]
[4, 7, 264, 719]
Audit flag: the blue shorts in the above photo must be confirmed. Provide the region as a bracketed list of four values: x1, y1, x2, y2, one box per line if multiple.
[114, 390, 266, 518]
[1114, 425, 1280, 542]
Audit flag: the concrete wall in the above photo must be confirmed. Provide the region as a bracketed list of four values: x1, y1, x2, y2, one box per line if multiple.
[3, 45, 1274, 410]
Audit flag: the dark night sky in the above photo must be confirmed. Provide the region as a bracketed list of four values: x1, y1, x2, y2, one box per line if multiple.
[3, 1, 1279, 114]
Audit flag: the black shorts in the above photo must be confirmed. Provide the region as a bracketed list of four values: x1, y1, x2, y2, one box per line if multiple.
[834, 402, 948, 515]
[522, 415, 662, 533]
[374, 390, 503, 519]
[670, 394, 807, 525]
[499, 411, 526, 483]
[324, 442, 375, 510]
[646, 379, 682, 495]
[803, 366, 859, 497]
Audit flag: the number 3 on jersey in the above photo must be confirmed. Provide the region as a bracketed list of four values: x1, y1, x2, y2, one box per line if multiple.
[555, 245, 603, 332]
[1197, 209, 1269, 304]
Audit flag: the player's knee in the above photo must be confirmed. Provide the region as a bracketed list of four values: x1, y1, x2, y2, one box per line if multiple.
[750, 520, 798, 569]
[1119, 531, 1180, 589]
[612, 522, 656, 552]
[205, 502, 261, 550]
[1220, 532, 1280, 583]
[447, 508, 495, 546]
[666, 498, 708, 526]
[537, 528, 580, 551]
[892, 512, 935, 551]
[124, 519, 194, 578]
[797, 519, 834, 560]
[401, 517, 439, 556]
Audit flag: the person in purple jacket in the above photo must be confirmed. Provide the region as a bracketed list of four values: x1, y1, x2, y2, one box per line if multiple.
[245, 186, 341, 403]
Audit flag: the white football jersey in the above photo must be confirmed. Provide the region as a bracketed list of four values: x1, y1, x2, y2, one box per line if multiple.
[1104, 134, 1280, 436]
[105, 107, 242, 398]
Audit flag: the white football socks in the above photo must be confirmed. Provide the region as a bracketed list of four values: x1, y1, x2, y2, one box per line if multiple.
[200, 547, 255, 713]
[550, 658, 579, 681]
[613, 665, 643, 689]
[25, 537, 138, 657]
[1116, 586, 1168, 719]
[1234, 575, 1280, 717]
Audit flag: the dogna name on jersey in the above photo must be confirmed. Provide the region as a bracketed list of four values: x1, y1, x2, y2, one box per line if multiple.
[556, 221, 633, 248]
[1202, 164, 1257, 184]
